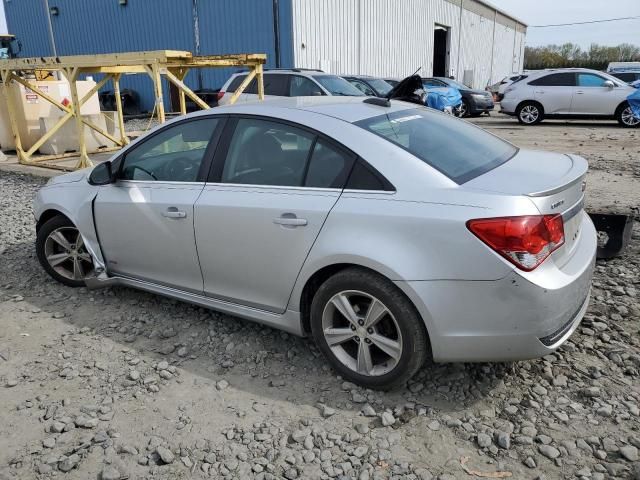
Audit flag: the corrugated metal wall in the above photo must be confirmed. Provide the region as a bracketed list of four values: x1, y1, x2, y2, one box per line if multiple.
[458, 8, 494, 88]
[5, 0, 523, 103]
[4, 0, 55, 57]
[4, 0, 294, 112]
[291, 0, 525, 88]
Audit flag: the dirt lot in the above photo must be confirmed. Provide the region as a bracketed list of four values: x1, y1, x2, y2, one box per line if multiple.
[0, 117, 639, 480]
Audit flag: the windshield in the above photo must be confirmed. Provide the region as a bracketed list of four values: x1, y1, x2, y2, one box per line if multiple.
[367, 78, 393, 96]
[355, 108, 517, 184]
[314, 75, 365, 96]
[441, 78, 470, 90]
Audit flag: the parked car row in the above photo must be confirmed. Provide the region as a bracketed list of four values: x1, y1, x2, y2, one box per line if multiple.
[219, 68, 492, 118]
[217, 66, 637, 128]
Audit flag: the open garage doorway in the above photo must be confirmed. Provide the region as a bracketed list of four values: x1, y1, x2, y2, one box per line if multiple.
[433, 25, 450, 77]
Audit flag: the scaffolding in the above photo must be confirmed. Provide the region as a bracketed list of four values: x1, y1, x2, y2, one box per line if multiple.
[0, 50, 266, 170]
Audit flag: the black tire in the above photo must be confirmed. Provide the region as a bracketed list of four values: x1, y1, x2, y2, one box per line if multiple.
[616, 102, 640, 128]
[458, 99, 470, 118]
[36, 215, 90, 288]
[516, 101, 544, 125]
[310, 267, 429, 390]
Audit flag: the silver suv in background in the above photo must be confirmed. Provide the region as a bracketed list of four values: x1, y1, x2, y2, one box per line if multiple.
[500, 68, 638, 127]
[218, 69, 365, 105]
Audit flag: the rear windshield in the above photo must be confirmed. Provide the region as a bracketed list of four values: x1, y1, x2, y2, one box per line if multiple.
[314, 75, 365, 96]
[355, 108, 517, 184]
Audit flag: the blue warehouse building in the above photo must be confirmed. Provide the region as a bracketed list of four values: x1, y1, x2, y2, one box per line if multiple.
[5, 0, 526, 112]
[4, 0, 294, 112]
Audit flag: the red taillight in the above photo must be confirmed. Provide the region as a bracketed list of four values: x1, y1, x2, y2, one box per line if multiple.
[466, 215, 565, 271]
[216, 91, 225, 101]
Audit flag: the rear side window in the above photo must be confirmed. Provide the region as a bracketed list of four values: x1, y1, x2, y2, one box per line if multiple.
[345, 160, 393, 191]
[529, 73, 576, 87]
[304, 140, 355, 188]
[355, 108, 517, 184]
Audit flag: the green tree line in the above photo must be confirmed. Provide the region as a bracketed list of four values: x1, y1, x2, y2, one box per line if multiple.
[524, 43, 640, 70]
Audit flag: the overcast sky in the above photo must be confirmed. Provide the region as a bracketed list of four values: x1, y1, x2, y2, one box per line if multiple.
[489, 0, 640, 48]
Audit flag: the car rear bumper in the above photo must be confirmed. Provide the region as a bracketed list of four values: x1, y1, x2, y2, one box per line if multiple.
[499, 97, 518, 114]
[396, 212, 597, 362]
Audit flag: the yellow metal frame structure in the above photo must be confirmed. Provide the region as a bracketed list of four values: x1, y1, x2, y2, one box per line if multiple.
[0, 50, 265, 170]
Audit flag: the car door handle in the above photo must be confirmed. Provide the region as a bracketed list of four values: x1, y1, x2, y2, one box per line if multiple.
[273, 214, 307, 227]
[162, 207, 187, 219]
[575, 90, 585, 94]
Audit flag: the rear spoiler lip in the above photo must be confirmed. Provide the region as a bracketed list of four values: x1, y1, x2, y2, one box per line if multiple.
[526, 154, 587, 198]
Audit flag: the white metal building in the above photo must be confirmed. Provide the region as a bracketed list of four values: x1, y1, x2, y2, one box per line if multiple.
[291, 0, 527, 89]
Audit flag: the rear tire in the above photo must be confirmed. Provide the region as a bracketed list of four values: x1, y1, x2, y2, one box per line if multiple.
[310, 268, 429, 390]
[36, 215, 94, 288]
[616, 102, 639, 128]
[516, 101, 544, 125]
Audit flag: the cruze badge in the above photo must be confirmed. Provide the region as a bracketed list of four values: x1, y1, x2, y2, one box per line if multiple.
[551, 199, 565, 210]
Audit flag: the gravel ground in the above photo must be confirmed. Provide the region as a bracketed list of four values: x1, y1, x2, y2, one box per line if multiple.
[1, 120, 639, 480]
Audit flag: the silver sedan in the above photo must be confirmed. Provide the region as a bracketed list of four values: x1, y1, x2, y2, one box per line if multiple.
[33, 97, 597, 389]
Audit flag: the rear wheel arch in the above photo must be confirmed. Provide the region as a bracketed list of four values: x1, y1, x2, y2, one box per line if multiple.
[307, 266, 431, 389]
[298, 263, 432, 342]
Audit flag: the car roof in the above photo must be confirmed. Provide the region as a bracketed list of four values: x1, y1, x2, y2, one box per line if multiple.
[526, 68, 611, 77]
[341, 74, 380, 80]
[191, 97, 416, 123]
[230, 69, 330, 77]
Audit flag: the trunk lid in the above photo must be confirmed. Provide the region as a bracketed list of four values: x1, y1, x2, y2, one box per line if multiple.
[464, 149, 588, 266]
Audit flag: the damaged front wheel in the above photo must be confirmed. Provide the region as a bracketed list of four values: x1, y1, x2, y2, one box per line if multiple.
[36, 215, 94, 287]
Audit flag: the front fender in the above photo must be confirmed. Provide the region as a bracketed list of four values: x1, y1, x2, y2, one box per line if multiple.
[33, 184, 104, 269]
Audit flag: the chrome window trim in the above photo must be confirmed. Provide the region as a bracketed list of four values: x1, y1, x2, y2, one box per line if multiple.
[342, 189, 397, 195]
[116, 180, 205, 186]
[203, 182, 342, 194]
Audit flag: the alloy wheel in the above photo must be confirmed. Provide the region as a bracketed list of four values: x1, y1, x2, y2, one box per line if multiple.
[321, 290, 402, 376]
[621, 106, 640, 127]
[457, 101, 468, 117]
[44, 227, 94, 281]
[520, 105, 539, 124]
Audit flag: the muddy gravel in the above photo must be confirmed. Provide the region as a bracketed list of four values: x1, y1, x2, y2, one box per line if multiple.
[1, 119, 639, 480]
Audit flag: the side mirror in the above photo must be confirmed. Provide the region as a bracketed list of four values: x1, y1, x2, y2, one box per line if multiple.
[604, 80, 615, 89]
[88, 161, 114, 185]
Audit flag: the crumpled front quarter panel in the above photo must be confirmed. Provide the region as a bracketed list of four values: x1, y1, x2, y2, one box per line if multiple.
[33, 182, 103, 268]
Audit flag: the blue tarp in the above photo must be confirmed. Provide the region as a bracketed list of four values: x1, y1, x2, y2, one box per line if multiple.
[628, 88, 640, 119]
[424, 86, 462, 111]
